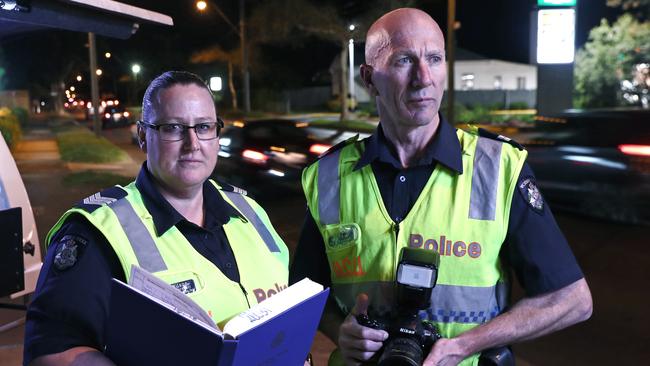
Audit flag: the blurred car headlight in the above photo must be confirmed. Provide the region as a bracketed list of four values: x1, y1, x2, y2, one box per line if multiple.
[219, 137, 232, 147]
[309, 143, 332, 155]
[242, 149, 268, 164]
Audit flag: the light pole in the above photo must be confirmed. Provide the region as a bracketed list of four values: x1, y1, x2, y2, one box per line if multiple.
[131, 63, 141, 106]
[88, 32, 101, 135]
[348, 24, 355, 113]
[447, 0, 456, 125]
[196, 0, 250, 113]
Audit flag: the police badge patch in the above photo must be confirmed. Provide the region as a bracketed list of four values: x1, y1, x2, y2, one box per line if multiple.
[53, 235, 88, 271]
[518, 178, 544, 213]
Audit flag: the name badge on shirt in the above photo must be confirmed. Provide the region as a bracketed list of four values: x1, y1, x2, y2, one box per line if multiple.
[171, 279, 197, 294]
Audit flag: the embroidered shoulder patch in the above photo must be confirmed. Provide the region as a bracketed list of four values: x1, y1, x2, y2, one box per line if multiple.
[518, 178, 544, 213]
[75, 186, 127, 213]
[53, 235, 88, 271]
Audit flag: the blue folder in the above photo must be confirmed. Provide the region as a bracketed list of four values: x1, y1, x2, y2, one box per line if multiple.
[106, 278, 329, 366]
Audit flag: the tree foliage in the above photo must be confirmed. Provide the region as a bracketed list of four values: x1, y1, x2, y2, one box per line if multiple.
[574, 14, 650, 108]
[607, 0, 650, 19]
[247, 0, 413, 119]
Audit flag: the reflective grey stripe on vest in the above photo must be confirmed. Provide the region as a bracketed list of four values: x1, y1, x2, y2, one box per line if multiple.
[223, 191, 280, 252]
[0, 176, 9, 210]
[317, 148, 342, 225]
[332, 281, 500, 324]
[469, 137, 503, 220]
[108, 198, 167, 272]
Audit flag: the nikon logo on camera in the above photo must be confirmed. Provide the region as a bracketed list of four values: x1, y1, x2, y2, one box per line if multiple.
[408, 234, 482, 258]
[399, 327, 416, 335]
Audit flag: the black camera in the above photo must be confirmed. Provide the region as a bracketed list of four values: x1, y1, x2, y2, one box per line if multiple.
[357, 247, 442, 366]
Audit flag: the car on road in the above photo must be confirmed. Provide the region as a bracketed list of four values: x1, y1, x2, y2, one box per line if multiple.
[514, 108, 650, 224]
[212, 118, 370, 193]
[102, 105, 132, 129]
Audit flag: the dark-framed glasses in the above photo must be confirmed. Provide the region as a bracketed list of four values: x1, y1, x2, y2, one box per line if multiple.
[138, 117, 224, 142]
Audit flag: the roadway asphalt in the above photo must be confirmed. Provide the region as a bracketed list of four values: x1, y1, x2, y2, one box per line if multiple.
[2, 120, 649, 365]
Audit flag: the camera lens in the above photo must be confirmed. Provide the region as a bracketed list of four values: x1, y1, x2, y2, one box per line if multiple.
[377, 337, 424, 366]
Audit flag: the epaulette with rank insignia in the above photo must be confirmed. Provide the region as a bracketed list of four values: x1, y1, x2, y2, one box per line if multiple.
[477, 128, 525, 151]
[316, 134, 359, 161]
[74, 186, 128, 213]
[217, 181, 248, 196]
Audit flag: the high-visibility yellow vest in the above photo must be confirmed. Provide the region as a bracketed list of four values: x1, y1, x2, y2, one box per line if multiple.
[47, 180, 289, 328]
[302, 128, 526, 365]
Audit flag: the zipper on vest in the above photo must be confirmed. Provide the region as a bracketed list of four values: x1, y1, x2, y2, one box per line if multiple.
[392, 222, 400, 238]
[238, 282, 251, 309]
[392, 222, 400, 282]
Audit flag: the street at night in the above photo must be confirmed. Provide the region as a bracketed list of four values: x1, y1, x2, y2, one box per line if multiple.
[1, 0, 649, 365]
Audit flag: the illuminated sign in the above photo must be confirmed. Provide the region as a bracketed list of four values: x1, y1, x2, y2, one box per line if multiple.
[538, 0, 576, 6]
[536, 9, 576, 64]
[209, 76, 222, 92]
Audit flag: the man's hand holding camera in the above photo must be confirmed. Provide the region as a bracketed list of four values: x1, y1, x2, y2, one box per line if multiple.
[422, 337, 467, 366]
[339, 293, 388, 365]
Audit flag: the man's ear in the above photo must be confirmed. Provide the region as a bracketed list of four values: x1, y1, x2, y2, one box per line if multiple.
[360, 64, 379, 97]
[137, 122, 147, 152]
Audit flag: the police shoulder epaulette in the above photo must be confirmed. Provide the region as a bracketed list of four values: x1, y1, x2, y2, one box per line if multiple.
[216, 181, 248, 196]
[477, 128, 525, 151]
[74, 185, 128, 213]
[316, 134, 358, 161]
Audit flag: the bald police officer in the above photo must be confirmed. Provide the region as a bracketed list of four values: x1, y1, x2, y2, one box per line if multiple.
[291, 8, 592, 366]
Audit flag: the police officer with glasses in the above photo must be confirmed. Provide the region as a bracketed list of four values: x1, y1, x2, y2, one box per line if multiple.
[24, 71, 290, 366]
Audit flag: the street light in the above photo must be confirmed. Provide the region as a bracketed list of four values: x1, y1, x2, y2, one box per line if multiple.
[348, 24, 356, 112]
[131, 63, 142, 105]
[96, 68, 103, 76]
[70, 86, 75, 92]
[195, 0, 249, 113]
[105, 52, 111, 59]
[76, 75, 82, 82]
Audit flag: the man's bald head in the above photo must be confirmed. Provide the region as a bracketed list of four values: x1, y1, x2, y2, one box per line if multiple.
[365, 8, 445, 66]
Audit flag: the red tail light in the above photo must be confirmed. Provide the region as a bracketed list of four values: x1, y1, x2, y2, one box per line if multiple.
[309, 143, 332, 155]
[242, 149, 268, 164]
[618, 144, 650, 157]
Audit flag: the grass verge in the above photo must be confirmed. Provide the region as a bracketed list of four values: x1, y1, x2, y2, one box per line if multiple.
[56, 127, 129, 163]
[63, 171, 132, 187]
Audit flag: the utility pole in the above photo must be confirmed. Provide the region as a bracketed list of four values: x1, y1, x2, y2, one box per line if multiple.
[88, 32, 101, 135]
[240, 0, 250, 113]
[197, 0, 250, 113]
[446, 0, 456, 125]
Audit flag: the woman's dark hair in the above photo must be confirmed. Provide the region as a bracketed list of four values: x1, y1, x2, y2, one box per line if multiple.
[141, 71, 213, 123]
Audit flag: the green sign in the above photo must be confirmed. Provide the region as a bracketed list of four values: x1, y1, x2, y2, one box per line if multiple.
[538, 0, 576, 6]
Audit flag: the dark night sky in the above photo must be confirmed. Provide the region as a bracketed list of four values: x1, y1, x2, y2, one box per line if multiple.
[122, 0, 623, 63]
[0, 0, 624, 99]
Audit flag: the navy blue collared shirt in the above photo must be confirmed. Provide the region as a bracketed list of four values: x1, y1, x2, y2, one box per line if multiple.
[24, 164, 242, 365]
[290, 116, 584, 299]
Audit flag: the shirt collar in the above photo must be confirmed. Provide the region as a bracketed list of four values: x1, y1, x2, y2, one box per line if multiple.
[354, 114, 463, 174]
[135, 163, 240, 236]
